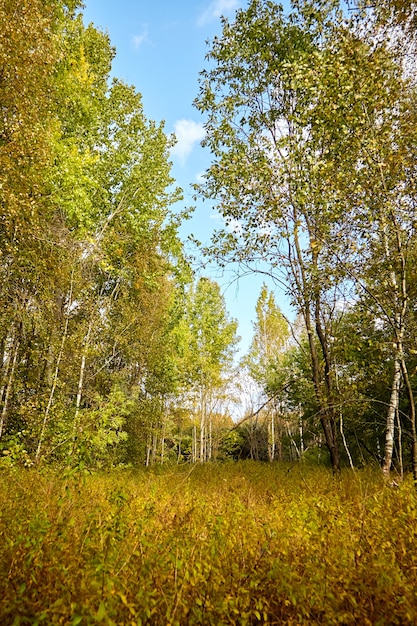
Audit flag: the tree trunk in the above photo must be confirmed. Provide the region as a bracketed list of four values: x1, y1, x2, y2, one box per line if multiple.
[320, 411, 340, 472]
[160, 417, 166, 464]
[71, 320, 93, 455]
[208, 413, 212, 461]
[293, 224, 340, 472]
[146, 432, 152, 467]
[382, 357, 401, 477]
[200, 386, 205, 462]
[268, 411, 275, 462]
[192, 425, 197, 463]
[299, 408, 304, 455]
[304, 308, 340, 472]
[0, 325, 20, 439]
[36, 274, 74, 462]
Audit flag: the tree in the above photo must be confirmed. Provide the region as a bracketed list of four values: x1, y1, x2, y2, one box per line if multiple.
[243, 284, 289, 383]
[0, 0, 73, 446]
[350, 0, 417, 484]
[195, 0, 353, 471]
[195, 0, 417, 476]
[179, 277, 239, 462]
[0, 0, 190, 468]
[242, 284, 290, 460]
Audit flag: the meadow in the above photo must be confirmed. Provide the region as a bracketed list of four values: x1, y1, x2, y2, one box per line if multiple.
[1, 461, 417, 625]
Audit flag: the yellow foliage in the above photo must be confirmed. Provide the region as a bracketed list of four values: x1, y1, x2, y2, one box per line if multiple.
[1, 463, 417, 624]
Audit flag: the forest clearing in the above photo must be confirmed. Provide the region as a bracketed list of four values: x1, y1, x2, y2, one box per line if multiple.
[3, 0, 417, 622]
[2, 462, 417, 625]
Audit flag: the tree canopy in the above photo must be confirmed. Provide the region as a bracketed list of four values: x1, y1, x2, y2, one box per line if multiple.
[195, 0, 417, 476]
[3, 0, 417, 479]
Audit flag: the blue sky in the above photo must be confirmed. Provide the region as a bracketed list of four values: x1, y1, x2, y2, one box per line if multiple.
[82, 0, 294, 357]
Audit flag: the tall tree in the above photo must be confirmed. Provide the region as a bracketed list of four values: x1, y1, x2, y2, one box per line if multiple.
[242, 285, 290, 460]
[0, 0, 190, 468]
[243, 284, 289, 384]
[180, 277, 239, 462]
[0, 0, 70, 444]
[195, 0, 351, 470]
[195, 0, 417, 475]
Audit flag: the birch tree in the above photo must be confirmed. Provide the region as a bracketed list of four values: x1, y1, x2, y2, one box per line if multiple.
[195, 0, 351, 471]
[195, 0, 417, 474]
[0, 0, 189, 467]
[243, 284, 290, 460]
[183, 278, 239, 462]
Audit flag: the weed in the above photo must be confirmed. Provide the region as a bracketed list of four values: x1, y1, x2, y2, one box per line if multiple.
[1, 463, 417, 624]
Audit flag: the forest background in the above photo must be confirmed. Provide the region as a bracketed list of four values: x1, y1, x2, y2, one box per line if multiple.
[1, 0, 417, 480]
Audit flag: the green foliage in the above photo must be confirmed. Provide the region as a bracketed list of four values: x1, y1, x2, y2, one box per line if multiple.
[186, 277, 239, 387]
[169, 278, 240, 463]
[0, 431, 34, 469]
[2, 463, 417, 624]
[242, 284, 290, 386]
[195, 0, 417, 474]
[0, 0, 193, 468]
[4, 0, 417, 478]
[75, 387, 132, 467]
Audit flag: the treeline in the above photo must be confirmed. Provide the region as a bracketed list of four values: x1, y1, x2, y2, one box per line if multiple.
[0, 1, 239, 467]
[195, 0, 417, 478]
[4, 0, 417, 478]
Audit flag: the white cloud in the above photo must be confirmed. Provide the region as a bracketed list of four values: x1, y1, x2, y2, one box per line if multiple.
[211, 211, 243, 234]
[171, 119, 206, 165]
[131, 26, 148, 50]
[197, 0, 239, 27]
[195, 171, 206, 184]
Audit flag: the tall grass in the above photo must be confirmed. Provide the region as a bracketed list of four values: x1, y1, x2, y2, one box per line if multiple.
[1, 462, 417, 624]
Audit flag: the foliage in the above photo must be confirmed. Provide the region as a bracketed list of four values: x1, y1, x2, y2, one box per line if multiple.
[242, 284, 289, 386]
[2, 463, 417, 624]
[195, 0, 417, 475]
[4, 0, 417, 479]
[174, 277, 240, 462]
[0, 0, 198, 467]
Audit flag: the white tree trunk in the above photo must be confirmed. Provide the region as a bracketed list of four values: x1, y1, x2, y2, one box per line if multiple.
[382, 356, 401, 477]
[71, 320, 93, 454]
[268, 412, 275, 462]
[0, 326, 19, 439]
[36, 275, 74, 462]
[299, 408, 304, 455]
[200, 386, 205, 462]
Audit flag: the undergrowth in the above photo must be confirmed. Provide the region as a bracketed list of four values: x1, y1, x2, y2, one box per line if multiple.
[1, 461, 417, 625]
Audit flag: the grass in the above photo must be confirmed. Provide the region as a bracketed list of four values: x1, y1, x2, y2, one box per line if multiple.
[1, 461, 417, 625]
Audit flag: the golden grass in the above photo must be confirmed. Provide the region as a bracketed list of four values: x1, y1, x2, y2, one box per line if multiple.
[1, 462, 417, 625]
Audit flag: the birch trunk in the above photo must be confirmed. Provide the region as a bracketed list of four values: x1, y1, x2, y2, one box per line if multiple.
[299, 408, 304, 455]
[160, 416, 166, 464]
[146, 432, 152, 467]
[71, 321, 93, 454]
[382, 357, 401, 476]
[36, 275, 74, 462]
[208, 414, 212, 461]
[192, 425, 197, 463]
[268, 412, 275, 462]
[379, 214, 415, 480]
[0, 325, 20, 439]
[200, 386, 205, 462]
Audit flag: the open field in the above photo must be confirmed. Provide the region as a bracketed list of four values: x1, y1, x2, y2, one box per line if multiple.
[1, 462, 417, 625]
